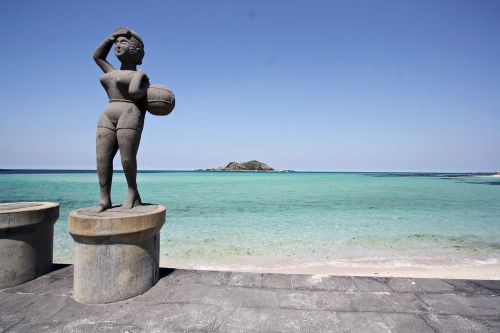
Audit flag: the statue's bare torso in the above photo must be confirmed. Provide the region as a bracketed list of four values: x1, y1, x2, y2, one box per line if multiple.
[98, 70, 146, 131]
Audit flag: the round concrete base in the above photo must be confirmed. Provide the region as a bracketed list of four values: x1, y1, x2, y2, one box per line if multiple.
[69, 204, 166, 304]
[0, 202, 59, 289]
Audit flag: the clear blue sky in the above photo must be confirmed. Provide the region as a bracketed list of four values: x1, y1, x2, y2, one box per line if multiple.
[1, 0, 499, 171]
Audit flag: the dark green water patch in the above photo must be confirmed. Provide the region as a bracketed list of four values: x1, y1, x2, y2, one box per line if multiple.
[463, 181, 500, 186]
[372, 173, 473, 178]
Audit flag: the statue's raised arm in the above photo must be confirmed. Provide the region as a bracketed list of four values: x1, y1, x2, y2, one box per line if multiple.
[93, 28, 133, 73]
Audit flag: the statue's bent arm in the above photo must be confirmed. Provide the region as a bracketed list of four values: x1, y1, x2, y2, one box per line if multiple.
[93, 36, 115, 74]
[129, 71, 148, 99]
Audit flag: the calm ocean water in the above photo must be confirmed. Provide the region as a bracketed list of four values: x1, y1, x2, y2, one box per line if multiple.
[1, 171, 499, 271]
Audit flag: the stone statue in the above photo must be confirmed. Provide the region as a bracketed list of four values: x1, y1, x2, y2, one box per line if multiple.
[93, 28, 174, 212]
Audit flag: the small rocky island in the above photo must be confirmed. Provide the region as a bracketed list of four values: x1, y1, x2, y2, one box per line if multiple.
[201, 160, 274, 172]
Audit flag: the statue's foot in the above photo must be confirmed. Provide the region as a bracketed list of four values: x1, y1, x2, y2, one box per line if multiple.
[93, 202, 111, 213]
[122, 190, 141, 209]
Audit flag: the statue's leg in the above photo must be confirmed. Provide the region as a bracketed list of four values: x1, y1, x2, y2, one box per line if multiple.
[96, 127, 118, 212]
[117, 128, 142, 209]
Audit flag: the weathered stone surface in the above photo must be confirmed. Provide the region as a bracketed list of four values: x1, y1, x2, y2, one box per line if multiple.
[69, 204, 164, 237]
[12, 295, 75, 322]
[419, 293, 500, 316]
[230, 287, 279, 308]
[164, 268, 230, 286]
[277, 289, 354, 311]
[131, 280, 178, 304]
[472, 280, 500, 294]
[338, 312, 390, 332]
[350, 291, 428, 313]
[352, 276, 391, 292]
[0, 292, 45, 320]
[69, 205, 165, 304]
[290, 274, 330, 290]
[1, 266, 500, 332]
[423, 313, 496, 332]
[379, 313, 435, 333]
[261, 272, 293, 289]
[263, 308, 344, 332]
[220, 307, 344, 332]
[0, 202, 59, 289]
[5, 320, 63, 333]
[6, 273, 72, 297]
[321, 275, 357, 291]
[444, 279, 495, 295]
[229, 272, 262, 288]
[388, 277, 456, 293]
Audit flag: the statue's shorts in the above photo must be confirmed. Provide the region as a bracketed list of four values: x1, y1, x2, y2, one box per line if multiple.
[98, 101, 145, 131]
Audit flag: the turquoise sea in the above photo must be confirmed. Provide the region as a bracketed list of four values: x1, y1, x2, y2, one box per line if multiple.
[1, 171, 499, 273]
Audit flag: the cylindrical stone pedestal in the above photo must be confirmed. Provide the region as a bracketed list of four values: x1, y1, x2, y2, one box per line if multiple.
[0, 202, 59, 289]
[68, 205, 166, 304]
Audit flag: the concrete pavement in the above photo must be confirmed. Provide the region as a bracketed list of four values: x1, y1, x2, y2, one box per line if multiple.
[1, 265, 499, 332]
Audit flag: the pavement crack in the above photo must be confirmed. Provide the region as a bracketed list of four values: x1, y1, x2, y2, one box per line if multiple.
[469, 281, 500, 295]
[414, 292, 432, 311]
[374, 312, 393, 333]
[2, 319, 23, 333]
[208, 306, 237, 332]
[48, 297, 72, 319]
[419, 313, 441, 333]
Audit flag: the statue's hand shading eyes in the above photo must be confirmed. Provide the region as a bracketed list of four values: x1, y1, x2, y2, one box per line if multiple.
[110, 27, 131, 40]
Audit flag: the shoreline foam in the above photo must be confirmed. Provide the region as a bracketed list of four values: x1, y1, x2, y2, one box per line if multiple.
[159, 261, 500, 280]
[54, 249, 500, 280]
[53, 255, 500, 280]
[155, 253, 500, 280]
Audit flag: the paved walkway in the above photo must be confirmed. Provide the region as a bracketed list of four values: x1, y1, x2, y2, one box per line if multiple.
[1, 265, 499, 332]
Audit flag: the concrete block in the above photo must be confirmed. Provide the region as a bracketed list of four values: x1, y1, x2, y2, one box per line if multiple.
[0, 202, 59, 289]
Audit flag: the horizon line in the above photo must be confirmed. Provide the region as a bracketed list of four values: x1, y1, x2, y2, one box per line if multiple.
[1, 168, 497, 174]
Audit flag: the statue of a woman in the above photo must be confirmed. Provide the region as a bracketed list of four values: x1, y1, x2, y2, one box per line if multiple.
[93, 28, 148, 211]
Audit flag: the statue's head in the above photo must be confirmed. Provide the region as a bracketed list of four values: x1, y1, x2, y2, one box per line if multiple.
[115, 31, 145, 65]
